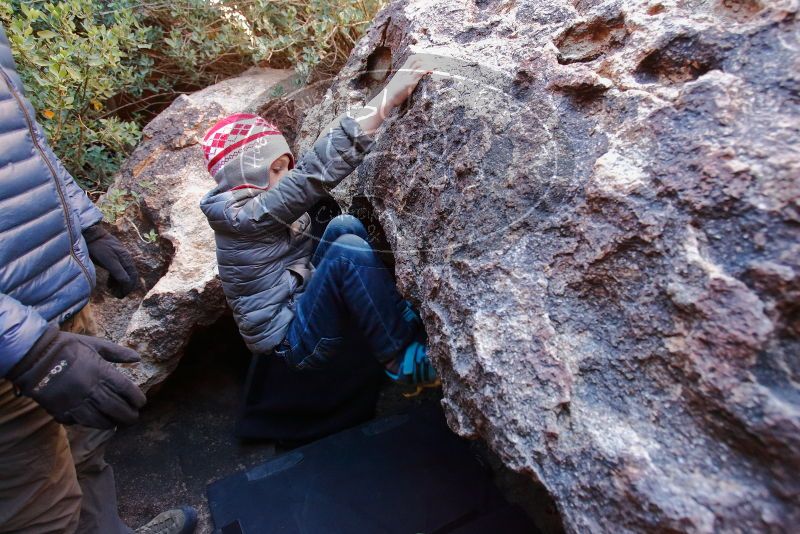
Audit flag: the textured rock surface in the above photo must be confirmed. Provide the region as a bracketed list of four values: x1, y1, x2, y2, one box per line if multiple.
[92, 68, 294, 389]
[294, 0, 800, 531]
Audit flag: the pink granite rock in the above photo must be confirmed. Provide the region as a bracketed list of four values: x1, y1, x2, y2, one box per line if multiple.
[296, 0, 800, 531]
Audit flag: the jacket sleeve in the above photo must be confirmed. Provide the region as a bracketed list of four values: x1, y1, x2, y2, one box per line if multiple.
[0, 293, 49, 377]
[36, 134, 104, 231]
[58, 147, 103, 231]
[58, 155, 103, 231]
[32, 110, 103, 231]
[228, 114, 375, 234]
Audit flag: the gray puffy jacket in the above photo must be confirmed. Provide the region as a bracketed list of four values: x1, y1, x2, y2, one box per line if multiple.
[0, 25, 102, 376]
[199, 115, 374, 354]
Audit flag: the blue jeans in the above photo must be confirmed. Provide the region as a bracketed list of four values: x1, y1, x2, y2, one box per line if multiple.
[275, 215, 416, 370]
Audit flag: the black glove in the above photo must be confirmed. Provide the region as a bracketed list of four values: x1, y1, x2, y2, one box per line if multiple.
[83, 224, 139, 298]
[7, 325, 147, 429]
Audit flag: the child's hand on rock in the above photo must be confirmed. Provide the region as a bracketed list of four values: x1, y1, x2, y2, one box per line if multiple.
[354, 54, 433, 135]
[383, 55, 433, 109]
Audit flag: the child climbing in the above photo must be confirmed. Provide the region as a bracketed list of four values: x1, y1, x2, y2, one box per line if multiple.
[199, 55, 437, 389]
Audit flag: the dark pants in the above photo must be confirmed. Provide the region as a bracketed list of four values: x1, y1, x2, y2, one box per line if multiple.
[0, 306, 131, 534]
[276, 215, 415, 370]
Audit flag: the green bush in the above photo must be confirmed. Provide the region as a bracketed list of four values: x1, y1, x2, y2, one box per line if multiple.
[0, 0, 384, 192]
[146, 0, 384, 85]
[0, 0, 152, 192]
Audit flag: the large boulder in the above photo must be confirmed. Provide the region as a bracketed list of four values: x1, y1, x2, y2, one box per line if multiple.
[93, 68, 294, 389]
[295, 0, 800, 532]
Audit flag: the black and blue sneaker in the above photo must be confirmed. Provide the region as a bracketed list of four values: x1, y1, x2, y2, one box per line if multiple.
[387, 300, 439, 396]
[385, 341, 440, 397]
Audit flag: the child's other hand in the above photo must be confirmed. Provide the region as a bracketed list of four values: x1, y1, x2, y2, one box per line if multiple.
[384, 55, 432, 109]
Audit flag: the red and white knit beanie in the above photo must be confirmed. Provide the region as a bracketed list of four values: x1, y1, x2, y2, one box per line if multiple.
[201, 113, 294, 190]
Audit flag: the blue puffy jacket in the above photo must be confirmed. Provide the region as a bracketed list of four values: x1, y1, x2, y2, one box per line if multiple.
[0, 25, 102, 376]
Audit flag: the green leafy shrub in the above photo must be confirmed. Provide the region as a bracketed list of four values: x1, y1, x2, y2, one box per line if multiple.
[0, 0, 152, 192]
[141, 0, 385, 86]
[1, 0, 384, 193]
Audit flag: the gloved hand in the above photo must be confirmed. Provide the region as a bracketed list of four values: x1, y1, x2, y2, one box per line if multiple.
[7, 325, 147, 429]
[83, 224, 139, 298]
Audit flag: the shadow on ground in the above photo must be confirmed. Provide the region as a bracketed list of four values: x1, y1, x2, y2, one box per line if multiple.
[108, 315, 445, 533]
[108, 317, 271, 532]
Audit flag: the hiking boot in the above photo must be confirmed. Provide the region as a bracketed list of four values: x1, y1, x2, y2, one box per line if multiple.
[134, 506, 197, 534]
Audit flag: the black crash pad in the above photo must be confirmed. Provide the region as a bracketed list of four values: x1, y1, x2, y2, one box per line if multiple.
[207, 404, 539, 534]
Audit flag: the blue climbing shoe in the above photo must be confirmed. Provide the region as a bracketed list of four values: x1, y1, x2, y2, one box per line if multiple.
[385, 341, 439, 398]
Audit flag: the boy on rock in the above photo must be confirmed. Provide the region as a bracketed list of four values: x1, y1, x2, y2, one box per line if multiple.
[200, 56, 437, 389]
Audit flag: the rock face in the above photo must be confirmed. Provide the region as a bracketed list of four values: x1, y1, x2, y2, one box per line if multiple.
[294, 0, 800, 531]
[92, 68, 294, 389]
